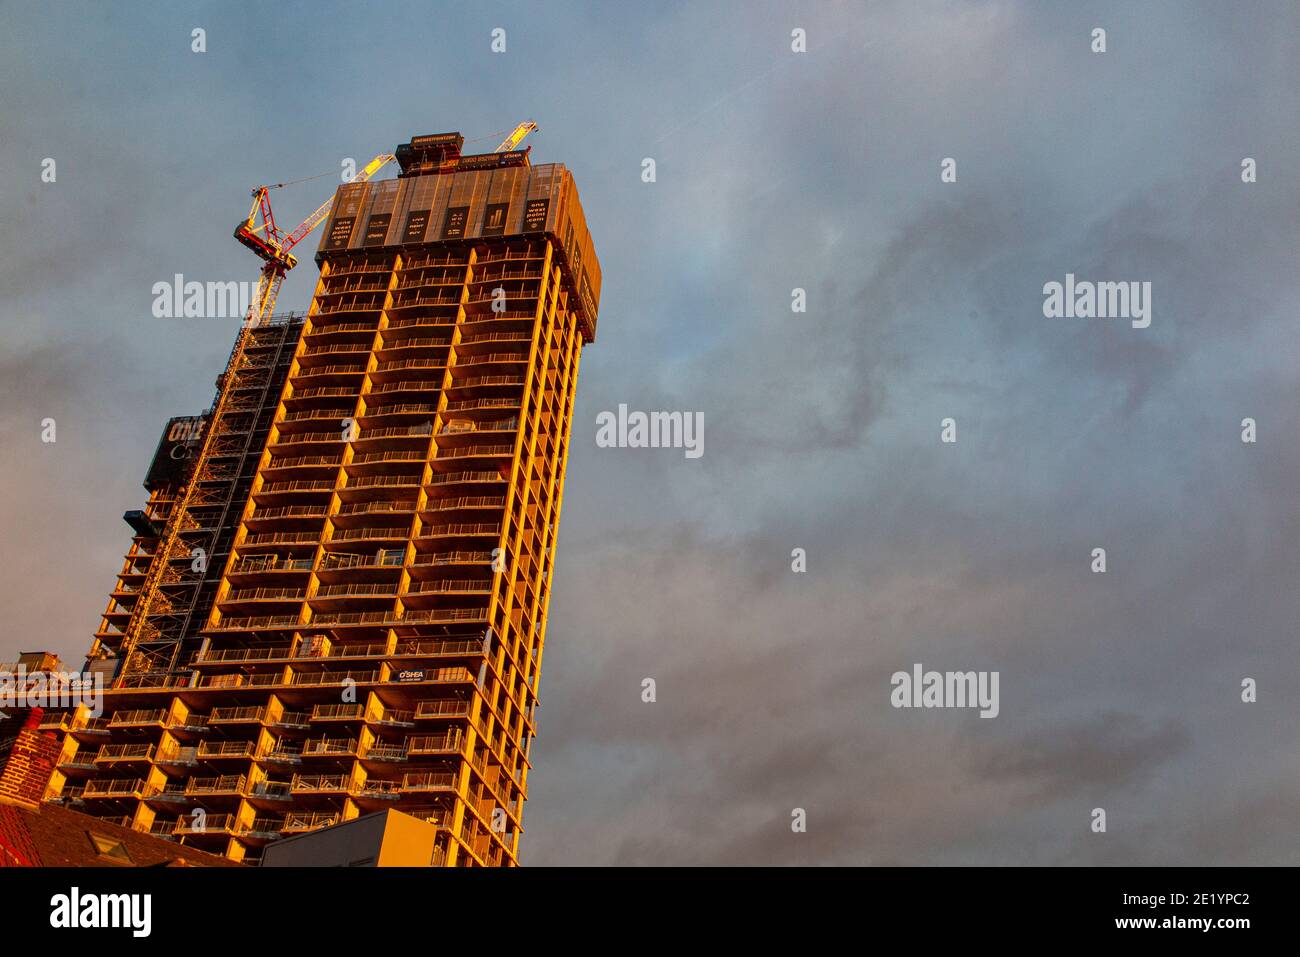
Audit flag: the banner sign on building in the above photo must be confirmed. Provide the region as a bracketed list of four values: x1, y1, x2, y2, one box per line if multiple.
[523, 199, 549, 233]
[363, 213, 392, 247]
[442, 206, 469, 239]
[402, 210, 430, 244]
[144, 415, 207, 490]
[481, 203, 510, 237]
[324, 216, 356, 250]
[454, 151, 529, 173]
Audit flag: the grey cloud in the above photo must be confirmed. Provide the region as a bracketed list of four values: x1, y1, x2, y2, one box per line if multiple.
[970, 712, 1191, 803]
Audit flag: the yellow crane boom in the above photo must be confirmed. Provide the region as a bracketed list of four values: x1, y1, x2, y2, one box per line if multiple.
[495, 121, 538, 152]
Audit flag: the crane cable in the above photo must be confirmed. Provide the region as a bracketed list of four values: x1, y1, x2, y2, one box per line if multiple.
[262, 127, 515, 191]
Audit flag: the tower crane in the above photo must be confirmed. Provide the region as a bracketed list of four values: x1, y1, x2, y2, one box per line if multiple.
[234, 152, 396, 327]
[232, 123, 537, 326]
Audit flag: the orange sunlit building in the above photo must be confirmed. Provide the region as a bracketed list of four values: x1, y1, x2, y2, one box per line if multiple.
[44, 132, 601, 866]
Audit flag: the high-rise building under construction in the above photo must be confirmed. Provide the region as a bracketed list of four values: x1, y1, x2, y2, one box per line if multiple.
[44, 132, 601, 866]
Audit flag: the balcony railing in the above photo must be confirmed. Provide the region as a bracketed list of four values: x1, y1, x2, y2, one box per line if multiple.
[173, 814, 242, 835]
[407, 730, 463, 754]
[372, 708, 415, 725]
[445, 375, 524, 389]
[433, 445, 512, 459]
[414, 700, 473, 719]
[225, 587, 308, 602]
[422, 496, 505, 511]
[58, 753, 98, 770]
[109, 709, 167, 727]
[197, 741, 257, 759]
[392, 638, 482, 657]
[311, 641, 393, 659]
[259, 746, 303, 763]
[355, 425, 433, 441]
[329, 526, 409, 542]
[373, 359, 446, 375]
[248, 781, 292, 800]
[409, 549, 493, 566]
[315, 296, 385, 315]
[301, 737, 359, 756]
[290, 775, 351, 793]
[452, 352, 528, 367]
[207, 615, 301, 631]
[439, 419, 517, 435]
[95, 743, 155, 762]
[305, 319, 377, 334]
[247, 816, 287, 836]
[242, 531, 324, 545]
[362, 745, 408, 762]
[425, 472, 504, 487]
[312, 583, 399, 599]
[210, 705, 268, 722]
[396, 609, 490, 625]
[319, 550, 404, 570]
[311, 703, 365, 720]
[260, 456, 343, 471]
[84, 778, 148, 798]
[280, 409, 356, 424]
[156, 746, 198, 766]
[300, 343, 371, 356]
[272, 431, 347, 445]
[350, 450, 427, 465]
[385, 316, 457, 331]
[368, 378, 444, 394]
[335, 500, 418, 516]
[459, 331, 533, 346]
[283, 811, 342, 830]
[198, 648, 292, 664]
[406, 579, 492, 594]
[389, 292, 463, 308]
[229, 555, 315, 573]
[248, 505, 329, 520]
[290, 385, 359, 400]
[378, 335, 450, 350]
[417, 522, 501, 536]
[289, 669, 380, 686]
[199, 673, 285, 689]
[360, 402, 439, 418]
[186, 774, 247, 795]
[402, 772, 457, 791]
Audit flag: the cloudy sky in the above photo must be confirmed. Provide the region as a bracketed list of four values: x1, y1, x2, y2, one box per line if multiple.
[1, 1, 1297, 864]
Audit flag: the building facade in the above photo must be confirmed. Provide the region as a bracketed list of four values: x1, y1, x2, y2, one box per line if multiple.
[46, 133, 602, 866]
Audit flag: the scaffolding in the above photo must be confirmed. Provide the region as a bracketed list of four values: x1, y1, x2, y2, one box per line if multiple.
[93, 315, 306, 681]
